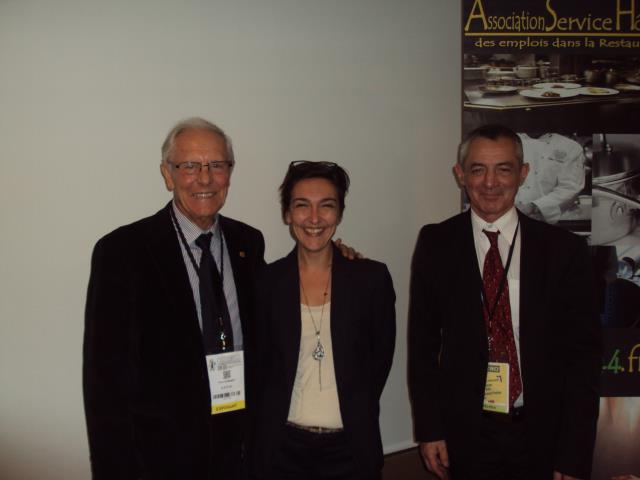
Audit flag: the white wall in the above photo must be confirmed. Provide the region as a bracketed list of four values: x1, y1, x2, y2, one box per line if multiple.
[0, 1, 461, 477]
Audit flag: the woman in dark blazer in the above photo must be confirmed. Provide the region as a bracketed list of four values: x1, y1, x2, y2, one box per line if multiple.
[250, 161, 395, 480]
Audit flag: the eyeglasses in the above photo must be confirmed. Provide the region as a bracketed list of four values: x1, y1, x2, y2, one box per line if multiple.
[171, 161, 234, 176]
[289, 161, 338, 169]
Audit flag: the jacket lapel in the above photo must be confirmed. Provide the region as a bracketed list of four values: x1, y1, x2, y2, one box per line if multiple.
[220, 216, 252, 338]
[517, 213, 545, 369]
[145, 203, 202, 347]
[329, 244, 351, 388]
[457, 211, 488, 350]
[279, 247, 303, 394]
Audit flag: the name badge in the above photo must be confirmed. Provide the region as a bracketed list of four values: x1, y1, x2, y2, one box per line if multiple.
[483, 362, 510, 414]
[206, 350, 245, 415]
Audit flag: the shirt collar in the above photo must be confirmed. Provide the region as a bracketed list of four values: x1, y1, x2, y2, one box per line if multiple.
[471, 206, 518, 244]
[171, 201, 219, 246]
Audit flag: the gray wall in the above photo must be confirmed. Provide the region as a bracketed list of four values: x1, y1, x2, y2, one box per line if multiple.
[0, 1, 461, 478]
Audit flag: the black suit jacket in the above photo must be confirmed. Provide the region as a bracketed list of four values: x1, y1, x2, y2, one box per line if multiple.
[408, 210, 601, 479]
[83, 203, 265, 479]
[250, 244, 396, 478]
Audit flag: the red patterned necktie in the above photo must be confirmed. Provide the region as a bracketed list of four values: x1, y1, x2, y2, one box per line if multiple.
[482, 230, 522, 407]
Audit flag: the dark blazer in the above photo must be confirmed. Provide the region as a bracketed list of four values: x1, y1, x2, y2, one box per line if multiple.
[250, 244, 396, 478]
[408, 210, 601, 479]
[83, 203, 265, 480]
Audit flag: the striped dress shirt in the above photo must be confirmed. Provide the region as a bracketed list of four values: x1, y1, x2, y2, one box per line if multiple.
[170, 202, 243, 350]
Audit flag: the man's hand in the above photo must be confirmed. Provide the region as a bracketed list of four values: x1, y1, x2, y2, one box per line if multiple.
[334, 238, 363, 260]
[553, 471, 581, 480]
[419, 441, 449, 479]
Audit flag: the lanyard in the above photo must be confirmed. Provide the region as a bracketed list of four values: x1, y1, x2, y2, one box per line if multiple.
[169, 207, 226, 293]
[480, 222, 519, 327]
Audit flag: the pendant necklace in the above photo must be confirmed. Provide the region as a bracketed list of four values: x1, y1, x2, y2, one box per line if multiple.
[300, 272, 331, 390]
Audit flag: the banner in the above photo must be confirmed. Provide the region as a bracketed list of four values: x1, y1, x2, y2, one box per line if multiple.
[462, 1, 640, 478]
[464, 0, 640, 53]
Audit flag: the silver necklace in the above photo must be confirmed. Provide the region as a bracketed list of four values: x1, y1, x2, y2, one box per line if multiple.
[300, 273, 331, 389]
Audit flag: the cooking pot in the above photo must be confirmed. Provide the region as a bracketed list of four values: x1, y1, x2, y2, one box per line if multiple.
[606, 69, 619, 85]
[592, 186, 640, 244]
[514, 65, 537, 79]
[592, 135, 640, 188]
[463, 66, 488, 81]
[584, 68, 604, 84]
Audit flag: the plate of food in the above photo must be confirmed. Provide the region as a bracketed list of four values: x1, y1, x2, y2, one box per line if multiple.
[578, 86, 619, 96]
[533, 82, 581, 89]
[614, 83, 640, 93]
[479, 85, 519, 94]
[519, 89, 580, 100]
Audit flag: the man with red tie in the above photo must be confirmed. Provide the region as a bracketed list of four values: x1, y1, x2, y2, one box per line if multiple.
[408, 125, 601, 480]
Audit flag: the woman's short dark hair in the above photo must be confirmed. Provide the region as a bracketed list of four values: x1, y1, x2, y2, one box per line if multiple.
[279, 161, 350, 222]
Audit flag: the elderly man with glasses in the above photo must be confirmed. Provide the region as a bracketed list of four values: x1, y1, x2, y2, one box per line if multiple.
[83, 118, 265, 480]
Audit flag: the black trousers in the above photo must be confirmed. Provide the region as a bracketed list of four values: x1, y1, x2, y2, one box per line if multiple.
[452, 413, 530, 480]
[266, 425, 380, 480]
[210, 410, 247, 480]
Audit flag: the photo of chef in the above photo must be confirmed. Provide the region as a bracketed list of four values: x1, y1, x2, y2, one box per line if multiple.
[591, 134, 640, 247]
[516, 132, 590, 230]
